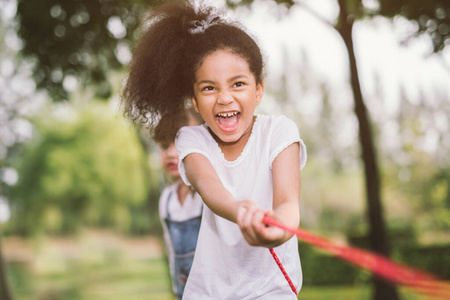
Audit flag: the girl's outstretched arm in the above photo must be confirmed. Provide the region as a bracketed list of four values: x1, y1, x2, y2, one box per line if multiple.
[184, 153, 242, 223]
[184, 144, 301, 248]
[271, 142, 301, 237]
[238, 142, 301, 248]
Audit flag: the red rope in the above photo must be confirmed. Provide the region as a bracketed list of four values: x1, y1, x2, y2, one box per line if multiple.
[269, 248, 298, 295]
[263, 216, 450, 300]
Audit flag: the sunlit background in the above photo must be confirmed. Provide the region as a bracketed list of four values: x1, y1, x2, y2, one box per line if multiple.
[0, 0, 449, 299]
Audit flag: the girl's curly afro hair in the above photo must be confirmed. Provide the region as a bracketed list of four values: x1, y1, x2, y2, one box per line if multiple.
[121, 0, 265, 139]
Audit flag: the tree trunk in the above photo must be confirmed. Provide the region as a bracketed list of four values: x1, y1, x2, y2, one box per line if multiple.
[336, 1, 399, 299]
[0, 230, 13, 300]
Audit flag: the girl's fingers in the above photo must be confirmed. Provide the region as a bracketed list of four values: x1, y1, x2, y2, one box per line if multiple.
[237, 202, 284, 246]
[254, 210, 286, 245]
[236, 201, 260, 244]
[242, 205, 257, 231]
[252, 209, 267, 232]
[237, 205, 246, 225]
[245, 209, 271, 245]
[237, 200, 253, 224]
[237, 201, 255, 229]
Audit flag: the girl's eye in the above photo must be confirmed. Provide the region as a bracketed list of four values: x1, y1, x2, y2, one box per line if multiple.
[159, 143, 170, 150]
[202, 86, 215, 91]
[233, 82, 244, 88]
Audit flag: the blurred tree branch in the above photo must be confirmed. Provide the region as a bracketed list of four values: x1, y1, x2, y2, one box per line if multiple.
[15, 0, 150, 100]
[377, 0, 450, 53]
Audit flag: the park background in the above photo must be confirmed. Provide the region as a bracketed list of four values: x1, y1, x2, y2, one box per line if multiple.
[0, 0, 449, 299]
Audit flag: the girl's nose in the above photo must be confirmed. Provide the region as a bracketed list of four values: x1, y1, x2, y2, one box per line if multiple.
[160, 143, 178, 158]
[166, 144, 178, 156]
[217, 91, 233, 106]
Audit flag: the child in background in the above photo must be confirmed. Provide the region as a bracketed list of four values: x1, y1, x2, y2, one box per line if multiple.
[155, 108, 203, 300]
[122, 1, 307, 299]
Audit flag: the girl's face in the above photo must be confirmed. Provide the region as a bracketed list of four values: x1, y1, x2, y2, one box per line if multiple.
[159, 143, 180, 180]
[192, 50, 263, 146]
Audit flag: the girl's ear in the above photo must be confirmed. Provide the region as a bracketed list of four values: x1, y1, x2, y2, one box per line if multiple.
[255, 81, 264, 105]
[191, 97, 200, 113]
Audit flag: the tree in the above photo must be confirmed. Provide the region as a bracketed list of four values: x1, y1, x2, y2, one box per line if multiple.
[377, 0, 450, 53]
[0, 0, 45, 298]
[15, 0, 148, 100]
[10, 101, 152, 235]
[297, 1, 449, 299]
[227, 0, 449, 299]
[333, 1, 399, 298]
[385, 86, 450, 233]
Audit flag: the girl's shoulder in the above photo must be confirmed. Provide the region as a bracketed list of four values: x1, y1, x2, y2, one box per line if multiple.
[177, 123, 210, 139]
[175, 124, 214, 158]
[256, 114, 298, 134]
[176, 124, 209, 144]
[256, 113, 293, 123]
[159, 183, 178, 202]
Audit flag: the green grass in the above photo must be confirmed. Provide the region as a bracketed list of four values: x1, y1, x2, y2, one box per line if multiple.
[9, 257, 174, 300]
[299, 285, 427, 300]
[8, 257, 430, 300]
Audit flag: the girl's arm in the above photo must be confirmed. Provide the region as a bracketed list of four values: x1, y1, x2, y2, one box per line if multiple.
[238, 142, 301, 248]
[183, 153, 243, 223]
[271, 142, 301, 237]
[184, 143, 301, 248]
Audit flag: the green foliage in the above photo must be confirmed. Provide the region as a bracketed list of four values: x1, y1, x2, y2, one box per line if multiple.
[15, 0, 149, 100]
[422, 170, 450, 229]
[300, 243, 362, 286]
[375, 88, 450, 236]
[377, 0, 450, 52]
[299, 158, 367, 235]
[9, 101, 152, 236]
[15, 0, 448, 101]
[300, 239, 450, 287]
[394, 244, 450, 279]
[348, 225, 418, 251]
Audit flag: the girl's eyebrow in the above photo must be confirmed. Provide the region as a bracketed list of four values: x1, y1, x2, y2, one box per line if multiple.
[228, 74, 248, 82]
[197, 79, 215, 86]
[196, 74, 249, 87]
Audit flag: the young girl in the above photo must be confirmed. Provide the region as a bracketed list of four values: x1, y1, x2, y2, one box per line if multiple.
[122, 1, 307, 299]
[155, 108, 203, 299]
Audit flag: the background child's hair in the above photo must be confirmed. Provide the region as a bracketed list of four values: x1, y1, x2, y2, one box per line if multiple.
[154, 106, 203, 148]
[121, 0, 265, 139]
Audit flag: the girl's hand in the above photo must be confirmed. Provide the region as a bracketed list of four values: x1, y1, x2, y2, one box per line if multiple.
[236, 200, 286, 248]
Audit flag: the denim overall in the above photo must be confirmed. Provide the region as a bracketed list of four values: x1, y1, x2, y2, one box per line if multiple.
[165, 191, 202, 299]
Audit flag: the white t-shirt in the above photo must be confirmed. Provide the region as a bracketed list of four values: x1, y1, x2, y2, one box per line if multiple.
[159, 181, 203, 294]
[176, 115, 307, 300]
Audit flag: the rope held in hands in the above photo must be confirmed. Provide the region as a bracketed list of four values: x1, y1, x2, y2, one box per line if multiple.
[263, 216, 450, 300]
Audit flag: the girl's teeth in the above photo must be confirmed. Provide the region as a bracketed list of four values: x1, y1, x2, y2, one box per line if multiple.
[218, 112, 238, 117]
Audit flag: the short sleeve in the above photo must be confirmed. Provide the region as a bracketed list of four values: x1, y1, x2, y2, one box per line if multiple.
[269, 115, 307, 170]
[158, 186, 171, 221]
[175, 126, 211, 186]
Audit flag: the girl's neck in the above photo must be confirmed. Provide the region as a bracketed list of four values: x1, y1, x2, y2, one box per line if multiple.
[210, 115, 257, 161]
[176, 180, 191, 206]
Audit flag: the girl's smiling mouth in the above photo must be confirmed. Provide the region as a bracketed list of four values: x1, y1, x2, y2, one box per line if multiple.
[216, 111, 240, 132]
